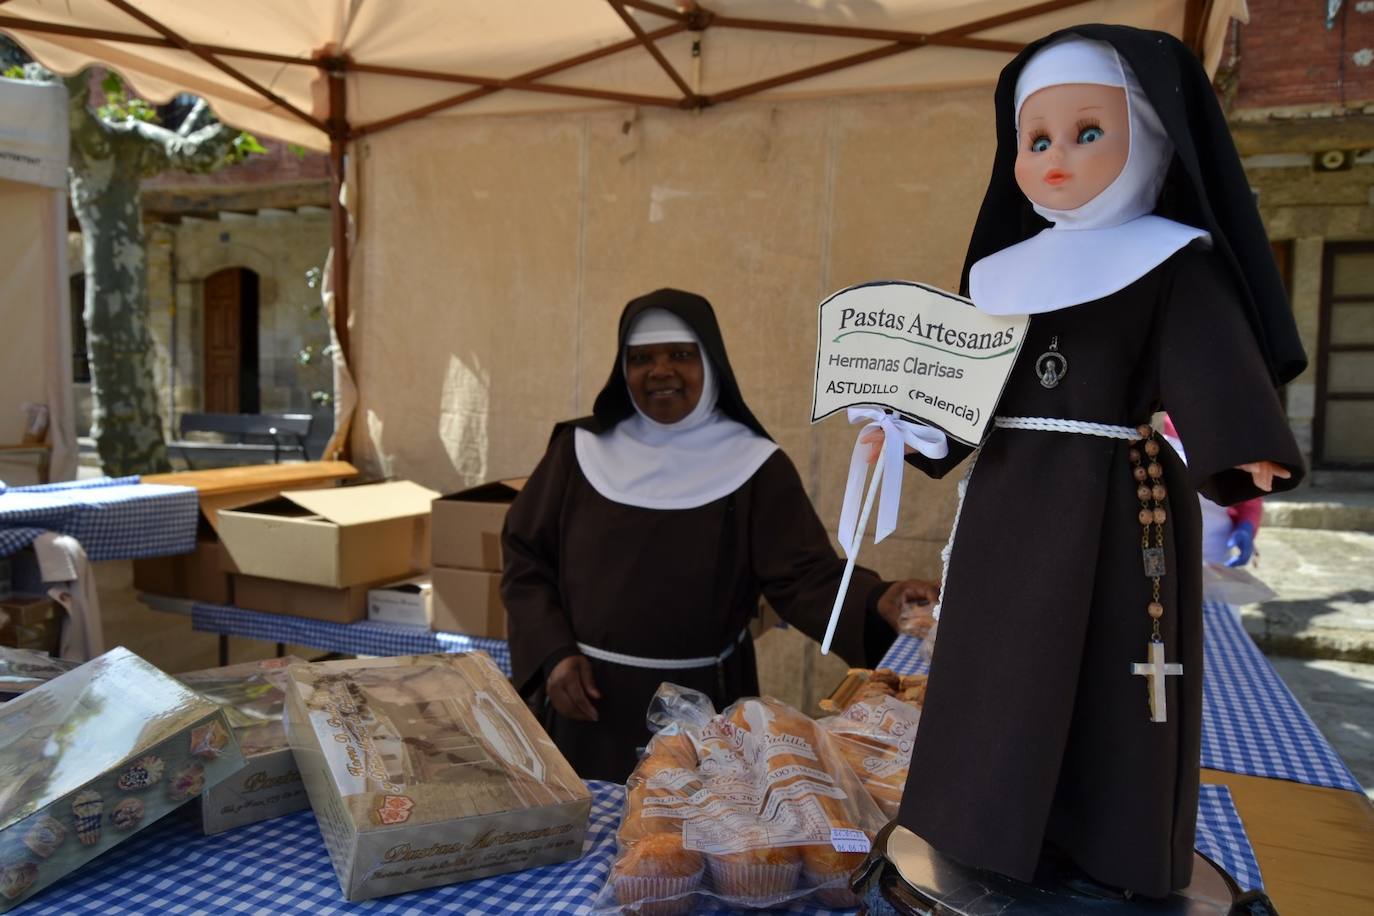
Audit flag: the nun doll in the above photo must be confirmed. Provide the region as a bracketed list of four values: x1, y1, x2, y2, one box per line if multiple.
[888, 25, 1306, 898]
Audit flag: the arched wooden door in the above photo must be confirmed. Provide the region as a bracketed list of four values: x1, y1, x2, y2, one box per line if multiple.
[203, 267, 260, 413]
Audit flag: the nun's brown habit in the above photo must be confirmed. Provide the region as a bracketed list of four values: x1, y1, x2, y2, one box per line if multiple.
[502, 289, 897, 783]
[895, 26, 1306, 897]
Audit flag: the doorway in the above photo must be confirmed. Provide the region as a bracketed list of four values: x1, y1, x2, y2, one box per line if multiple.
[1314, 243, 1374, 468]
[203, 267, 260, 414]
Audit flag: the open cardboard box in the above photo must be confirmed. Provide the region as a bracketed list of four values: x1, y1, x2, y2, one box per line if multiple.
[431, 478, 526, 571]
[218, 480, 438, 589]
[135, 462, 359, 604]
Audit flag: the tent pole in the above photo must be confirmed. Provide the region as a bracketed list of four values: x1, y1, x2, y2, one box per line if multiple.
[327, 58, 352, 459]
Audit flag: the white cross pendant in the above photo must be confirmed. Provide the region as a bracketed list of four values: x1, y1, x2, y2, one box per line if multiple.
[1131, 639, 1183, 723]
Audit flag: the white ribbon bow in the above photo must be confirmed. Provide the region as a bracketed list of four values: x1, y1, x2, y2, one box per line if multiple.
[838, 408, 949, 556]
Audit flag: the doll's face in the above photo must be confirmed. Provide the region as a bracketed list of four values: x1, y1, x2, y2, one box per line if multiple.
[1014, 82, 1130, 211]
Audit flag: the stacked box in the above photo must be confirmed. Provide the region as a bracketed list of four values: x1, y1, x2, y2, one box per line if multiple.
[178, 657, 311, 834]
[430, 479, 526, 638]
[284, 652, 589, 901]
[0, 595, 61, 654]
[219, 480, 439, 624]
[0, 648, 78, 700]
[0, 647, 244, 911]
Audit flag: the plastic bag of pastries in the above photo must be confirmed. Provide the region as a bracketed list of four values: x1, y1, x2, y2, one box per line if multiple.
[596, 685, 886, 914]
[817, 689, 923, 818]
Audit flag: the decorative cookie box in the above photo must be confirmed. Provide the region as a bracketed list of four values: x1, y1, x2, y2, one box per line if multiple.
[178, 657, 310, 835]
[283, 652, 590, 901]
[0, 647, 244, 911]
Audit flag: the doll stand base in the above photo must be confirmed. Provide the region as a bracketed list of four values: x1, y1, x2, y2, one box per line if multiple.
[864, 825, 1240, 915]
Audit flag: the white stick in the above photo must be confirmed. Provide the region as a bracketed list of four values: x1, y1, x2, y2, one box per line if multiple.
[821, 456, 885, 656]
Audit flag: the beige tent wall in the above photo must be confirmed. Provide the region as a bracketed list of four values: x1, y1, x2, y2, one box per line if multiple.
[0, 178, 74, 485]
[352, 85, 997, 587]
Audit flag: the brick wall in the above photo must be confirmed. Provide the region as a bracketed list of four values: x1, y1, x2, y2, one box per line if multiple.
[1234, 0, 1374, 111]
[144, 138, 330, 190]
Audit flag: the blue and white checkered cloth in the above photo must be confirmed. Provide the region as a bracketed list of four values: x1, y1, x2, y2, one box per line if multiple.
[879, 600, 1363, 794]
[1200, 599, 1362, 793]
[1195, 783, 1263, 891]
[0, 476, 198, 561]
[191, 603, 512, 676]
[8, 777, 1262, 914]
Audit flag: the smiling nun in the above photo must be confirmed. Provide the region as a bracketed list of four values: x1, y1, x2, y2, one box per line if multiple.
[502, 288, 937, 782]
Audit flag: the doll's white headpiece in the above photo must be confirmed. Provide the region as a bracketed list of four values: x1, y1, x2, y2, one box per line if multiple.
[1013, 36, 1173, 232]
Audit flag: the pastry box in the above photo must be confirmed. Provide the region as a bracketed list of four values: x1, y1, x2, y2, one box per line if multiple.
[0, 647, 244, 911]
[284, 652, 590, 901]
[178, 656, 310, 834]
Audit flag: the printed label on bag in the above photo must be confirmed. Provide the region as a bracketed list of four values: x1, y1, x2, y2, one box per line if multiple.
[831, 827, 871, 854]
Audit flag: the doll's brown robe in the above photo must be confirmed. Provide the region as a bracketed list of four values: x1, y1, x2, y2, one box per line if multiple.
[897, 246, 1304, 897]
[502, 432, 894, 783]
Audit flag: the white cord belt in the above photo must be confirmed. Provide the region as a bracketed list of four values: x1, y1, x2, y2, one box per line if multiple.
[995, 415, 1140, 440]
[576, 628, 748, 670]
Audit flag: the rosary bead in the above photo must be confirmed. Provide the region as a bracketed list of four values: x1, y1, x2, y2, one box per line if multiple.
[1144, 440, 1160, 457]
[1133, 466, 1148, 482]
[1152, 484, 1167, 501]
[1153, 507, 1167, 525]
[1147, 463, 1163, 480]
[1139, 509, 1155, 526]
[1147, 601, 1164, 619]
[1137, 424, 1153, 439]
[1137, 485, 1152, 502]
[1128, 448, 1141, 464]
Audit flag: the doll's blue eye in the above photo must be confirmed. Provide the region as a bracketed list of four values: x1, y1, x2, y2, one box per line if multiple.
[1078, 126, 1104, 144]
[1030, 136, 1051, 153]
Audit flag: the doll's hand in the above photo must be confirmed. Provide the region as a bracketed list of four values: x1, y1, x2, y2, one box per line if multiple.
[1225, 521, 1256, 568]
[1236, 461, 1290, 493]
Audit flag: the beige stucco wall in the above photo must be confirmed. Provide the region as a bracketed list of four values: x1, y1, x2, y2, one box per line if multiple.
[348, 86, 998, 706]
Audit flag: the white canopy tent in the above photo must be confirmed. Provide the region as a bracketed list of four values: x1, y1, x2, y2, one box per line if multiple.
[0, 0, 1243, 496]
[0, 75, 75, 484]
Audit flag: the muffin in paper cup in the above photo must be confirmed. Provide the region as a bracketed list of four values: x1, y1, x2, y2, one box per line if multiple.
[706, 846, 802, 906]
[611, 833, 704, 916]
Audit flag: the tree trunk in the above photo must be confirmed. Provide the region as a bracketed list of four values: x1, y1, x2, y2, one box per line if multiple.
[68, 145, 171, 476]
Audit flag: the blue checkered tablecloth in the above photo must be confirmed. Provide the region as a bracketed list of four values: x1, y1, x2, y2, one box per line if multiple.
[9, 776, 1263, 915]
[0, 476, 198, 561]
[191, 602, 512, 676]
[1195, 784, 1263, 891]
[879, 599, 1363, 794]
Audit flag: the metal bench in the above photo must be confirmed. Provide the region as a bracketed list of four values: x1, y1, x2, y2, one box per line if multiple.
[169, 413, 313, 469]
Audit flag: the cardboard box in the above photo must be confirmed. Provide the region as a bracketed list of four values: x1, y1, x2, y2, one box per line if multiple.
[218, 480, 439, 589]
[431, 479, 526, 571]
[134, 464, 360, 605]
[132, 535, 232, 605]
[179, 657, 310, 835]
[431, 567, 506, 639]
[0, 647, 245, 912]
[0, 595, 62, 653]
[367, 576, 433, 627]
[232, 575, 387, 625]
[284, 653, 589, 901]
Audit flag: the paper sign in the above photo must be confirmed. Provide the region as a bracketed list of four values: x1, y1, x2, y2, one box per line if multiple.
[812, 281, 1029, 446]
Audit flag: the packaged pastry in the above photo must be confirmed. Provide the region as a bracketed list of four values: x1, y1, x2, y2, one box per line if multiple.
[178, 657, 310, 834]
[0, 648, 78, 699]
[0, 647, 243, 912]
[284, 652, 589, 901]
[818, 692, 923, 818]
[596, 685, 885, 913]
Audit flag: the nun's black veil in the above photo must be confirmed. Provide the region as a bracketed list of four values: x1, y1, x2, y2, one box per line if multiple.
[960, 24, 1307, 386]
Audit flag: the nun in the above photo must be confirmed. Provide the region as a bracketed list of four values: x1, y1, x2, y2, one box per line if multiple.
[890, 26, 1306, 898]
[502, 288, 937, 783]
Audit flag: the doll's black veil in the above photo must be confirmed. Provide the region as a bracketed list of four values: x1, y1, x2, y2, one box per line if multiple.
[959, 24, 1307, 385]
